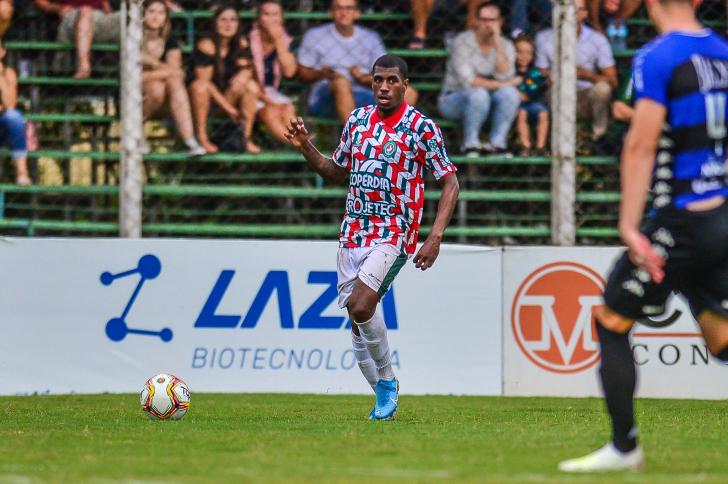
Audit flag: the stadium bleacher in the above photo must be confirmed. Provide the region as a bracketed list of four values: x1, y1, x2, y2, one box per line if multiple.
[5, 1, 718, 242]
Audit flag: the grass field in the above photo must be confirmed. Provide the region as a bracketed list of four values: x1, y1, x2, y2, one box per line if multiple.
[1, 394, 728, 483]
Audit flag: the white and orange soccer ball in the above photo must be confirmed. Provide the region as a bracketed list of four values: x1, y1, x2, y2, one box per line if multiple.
[140, 373, 190, 420]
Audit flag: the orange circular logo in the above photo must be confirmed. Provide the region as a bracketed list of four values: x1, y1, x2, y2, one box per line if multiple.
[512, 262, 605, 374]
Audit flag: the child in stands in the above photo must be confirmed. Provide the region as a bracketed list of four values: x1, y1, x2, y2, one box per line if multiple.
[514, 34, 550, 156]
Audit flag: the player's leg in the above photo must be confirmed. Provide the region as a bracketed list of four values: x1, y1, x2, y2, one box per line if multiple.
[559, 304, 644, 472]
[560, 237, 676, 472]
[350, 245, 407, 420]
[348, 279, 399, 420]
[336, 248, 378, 394]
[696, 311, 728, 360]
[349, 319, 378, 393]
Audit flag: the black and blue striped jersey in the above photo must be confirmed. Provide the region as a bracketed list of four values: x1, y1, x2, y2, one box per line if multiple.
[632, 29, 728, 210]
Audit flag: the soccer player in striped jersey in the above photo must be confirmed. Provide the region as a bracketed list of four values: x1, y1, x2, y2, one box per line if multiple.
[559, 0, 728, 472]
[285, 54, 459, 420]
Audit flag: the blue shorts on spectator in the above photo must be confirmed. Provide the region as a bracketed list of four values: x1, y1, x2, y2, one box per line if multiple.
[521, 101, 548, 124]
[308, 80, 376, 118]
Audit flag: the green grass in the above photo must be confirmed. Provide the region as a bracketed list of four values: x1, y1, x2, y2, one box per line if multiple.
[1, 394, 728, 483]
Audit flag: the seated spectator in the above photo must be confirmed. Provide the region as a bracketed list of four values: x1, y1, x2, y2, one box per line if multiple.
[535, 0, 616, 146]
[297, 0, 418, 124]
[0, 40, 30, 184]
[34, 0, 121, 78]
[141, 0, 205, 156]
[249, 0, 298, 146]
[409, 0, 495, 49]
[0, 0, 15, 38]
[510, 0, 551, 37]
[438, 2, 520, 157]
[586, 0, 642, 33]
[188, 5, 261, 153]
[609, 66, 633, 151]
[513, 34, 549, 156]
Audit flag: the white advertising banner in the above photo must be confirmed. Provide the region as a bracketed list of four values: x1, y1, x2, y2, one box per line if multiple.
[0, 239, 502, 396]
[503, 247, 728, 399]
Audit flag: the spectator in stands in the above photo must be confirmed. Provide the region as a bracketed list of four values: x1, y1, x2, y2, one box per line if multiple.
[297, 0, 418, 124]
[409, 0, 494, 49]
[0, 0, 15, 38]
[510, 0, 551, 37]
[34, 0, 121, 78]
[249, 0, 298, 146]
[586, 0, 643, 33]
[513, 34, 549, 156]
[141, 0, 205, 156]
[609, 66, 633, 152]
[438, 2, 520, 157]
[535, 0, 616, 146]
[188, 4, 261, 153]
[0, 40, 30, 184]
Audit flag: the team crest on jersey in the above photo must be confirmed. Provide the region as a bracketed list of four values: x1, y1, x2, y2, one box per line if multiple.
[383, 141, 397, 157]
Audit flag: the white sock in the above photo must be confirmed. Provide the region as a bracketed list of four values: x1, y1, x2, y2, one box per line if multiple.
[185, 137, 201, 149]
[355, 311, 395, 381]
[351, 332, 378, 392]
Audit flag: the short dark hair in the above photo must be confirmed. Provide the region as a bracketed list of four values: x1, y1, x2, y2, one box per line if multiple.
[657, 0, 694, 4]
[372, 54, 409, 80]
[477, 1, 501, 18]
[257, 0, 282, 17]
[513, 33, 534, 46]
[330, 0, 359, 8]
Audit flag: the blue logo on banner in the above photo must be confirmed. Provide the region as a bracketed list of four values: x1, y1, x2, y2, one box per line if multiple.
[195, 270, 398, 330]
[101, 257, 398, 345]
[101, 254, 173, 343]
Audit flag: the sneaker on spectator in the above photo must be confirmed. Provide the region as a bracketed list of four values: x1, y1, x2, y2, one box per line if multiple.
[484, 143, 513, 158]
[408, 37, 426, 50]
[461, 145, 481, 158]
[139, 138, 151, 155]
[185, 138, 207, 157]
[186, 144, 207, 157]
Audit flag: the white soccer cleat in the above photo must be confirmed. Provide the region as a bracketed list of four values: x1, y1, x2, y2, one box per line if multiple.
[558, 443, 644, 472]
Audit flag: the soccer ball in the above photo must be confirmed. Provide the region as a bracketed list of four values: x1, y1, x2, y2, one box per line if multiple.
[140, 373, 190, 420]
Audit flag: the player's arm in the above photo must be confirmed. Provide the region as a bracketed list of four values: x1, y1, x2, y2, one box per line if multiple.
[285, 117, 348, 184]
[619, 98, 667, 283]
[413, 172, 459, 270]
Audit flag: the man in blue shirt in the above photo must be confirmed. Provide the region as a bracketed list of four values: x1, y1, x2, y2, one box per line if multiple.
[560, 0, 728, 472]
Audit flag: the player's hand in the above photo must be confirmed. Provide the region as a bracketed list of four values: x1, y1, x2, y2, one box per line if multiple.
[413, 235, 441, 271]
[621, 227, 665, 283]
[284, 117, 310, 148]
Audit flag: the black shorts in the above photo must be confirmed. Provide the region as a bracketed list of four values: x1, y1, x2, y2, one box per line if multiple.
[604, 201, 728, 320]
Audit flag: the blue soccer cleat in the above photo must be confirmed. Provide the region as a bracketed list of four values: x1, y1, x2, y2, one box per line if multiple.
[372, 377, 398, 420]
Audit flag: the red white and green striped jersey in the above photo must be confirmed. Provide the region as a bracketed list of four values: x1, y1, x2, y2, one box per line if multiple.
[332, 103, 456, 257]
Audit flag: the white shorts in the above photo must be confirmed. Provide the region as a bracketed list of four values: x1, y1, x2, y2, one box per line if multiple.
[256, 86, 293, 111]
[337, 244, 407, 309]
